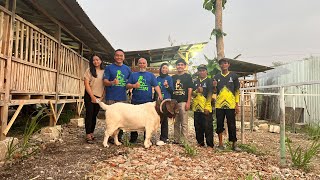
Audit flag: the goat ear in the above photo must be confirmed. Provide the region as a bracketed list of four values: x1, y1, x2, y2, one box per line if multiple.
[165, 101, 175, 115]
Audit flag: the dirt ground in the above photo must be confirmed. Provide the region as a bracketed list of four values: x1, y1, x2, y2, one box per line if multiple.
[0, 116, 319, 179]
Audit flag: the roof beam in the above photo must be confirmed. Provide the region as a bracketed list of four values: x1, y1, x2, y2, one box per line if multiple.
[29, 0, 94, 53]
[57, 0, 113, 54]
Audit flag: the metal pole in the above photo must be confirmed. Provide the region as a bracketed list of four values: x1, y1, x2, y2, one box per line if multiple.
[241, 90, 245, 143]
[280, 87, 286, 166]
[250, 93, 254, 131]
[292, 95, 296, 133]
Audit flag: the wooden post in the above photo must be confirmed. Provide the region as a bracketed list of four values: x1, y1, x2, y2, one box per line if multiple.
[0, 0, 16, 140]
[280, 87, 286, 166]
[215, 0, 225, 60]
[240, 90, 245, 143]
[250, 93, 254, 131]
[78, 43, 84, 117]
[53, 25, 61, 126]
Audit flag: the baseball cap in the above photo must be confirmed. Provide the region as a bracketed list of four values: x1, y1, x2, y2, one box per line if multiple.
[197, 64, 207, 70]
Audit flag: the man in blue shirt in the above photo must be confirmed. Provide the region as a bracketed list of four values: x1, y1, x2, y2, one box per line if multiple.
[103, 49, 132, 141]
[126, 57, 163, 143]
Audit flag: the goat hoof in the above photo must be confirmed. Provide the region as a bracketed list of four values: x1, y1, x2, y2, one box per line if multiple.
[103, 142, 109, 148]
[115, 142, 122, 146]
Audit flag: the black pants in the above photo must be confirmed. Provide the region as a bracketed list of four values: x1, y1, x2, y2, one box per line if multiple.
[194, 112, 214, 147]
[84, 92, 100, 134]
[216, 108, 237, 142]
[160, 115, 169, 142]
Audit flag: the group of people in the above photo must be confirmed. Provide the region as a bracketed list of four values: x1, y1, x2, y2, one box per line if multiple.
[83, 49, 240, 151]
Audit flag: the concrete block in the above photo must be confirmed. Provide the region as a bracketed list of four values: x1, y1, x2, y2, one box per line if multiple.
[259, 123, 269, 131]
[269, 125, 280, 134]
[235, 121, 251, 130]
[69, 118, 85, 127]
[0, 137, 19, 161]
[273, 125, 280, 133]
[40, 126, 62, 142]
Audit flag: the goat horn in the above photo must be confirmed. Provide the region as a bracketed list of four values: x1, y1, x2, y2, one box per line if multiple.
[159, 99, 171, 113]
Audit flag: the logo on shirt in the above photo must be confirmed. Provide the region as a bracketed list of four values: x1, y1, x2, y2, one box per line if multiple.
[174, 79, 185, 95]
[116, 70, 126, 87]
[137, 76, 148, 91]
[229, 77, 233, 83]
[203, 83, 207, 87]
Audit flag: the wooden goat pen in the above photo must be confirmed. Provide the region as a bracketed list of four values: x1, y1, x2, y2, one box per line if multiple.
[0, 3, 89, 140]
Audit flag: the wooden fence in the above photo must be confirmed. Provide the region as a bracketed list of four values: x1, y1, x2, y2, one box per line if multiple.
[0, 5, 89, 139]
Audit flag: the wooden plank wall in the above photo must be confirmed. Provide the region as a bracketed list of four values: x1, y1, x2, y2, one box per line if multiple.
[1, 14, 90, 97]
[80, 58, 89, 96]
[0, 6, 11, 100]
[237, 80, 258, 120]
[58, 44, 82, 96]
[10, 16, 58, 94]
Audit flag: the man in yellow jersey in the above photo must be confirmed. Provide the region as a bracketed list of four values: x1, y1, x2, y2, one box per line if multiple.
[192, 64, 214, 148]
[213, 58, 241, 151]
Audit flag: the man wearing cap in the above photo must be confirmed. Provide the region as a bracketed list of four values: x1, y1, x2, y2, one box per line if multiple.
[213, 58, 241, 151]
[172, 59, 193, 144]
[192, 64, 214, 147]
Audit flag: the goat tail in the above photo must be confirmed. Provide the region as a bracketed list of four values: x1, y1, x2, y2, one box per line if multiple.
[96, 99, 108, 110]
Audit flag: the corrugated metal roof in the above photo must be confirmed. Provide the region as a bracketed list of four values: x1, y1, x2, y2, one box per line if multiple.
[125, 42, 208, 66]
[15, 0, 114, 60]
[223, 58, 273, 76]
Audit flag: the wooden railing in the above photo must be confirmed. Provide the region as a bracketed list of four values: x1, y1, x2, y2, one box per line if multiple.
[10, 16, 58, 94]
[59, 44, 82, 95]
[0, 6, 11, 96]
[0, 12, 89, 98]
[240, 79, 257, 106]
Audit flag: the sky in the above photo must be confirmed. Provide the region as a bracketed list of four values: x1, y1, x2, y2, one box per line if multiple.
[77, 0, 320, 66]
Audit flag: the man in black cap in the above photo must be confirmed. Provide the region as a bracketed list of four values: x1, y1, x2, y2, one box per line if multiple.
[192, 64, 214, 147]
[213, 58, 241, 151]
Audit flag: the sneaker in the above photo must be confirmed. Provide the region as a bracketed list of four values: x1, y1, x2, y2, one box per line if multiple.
[156, 140, 166, 146]
[232, 146, 241, 152]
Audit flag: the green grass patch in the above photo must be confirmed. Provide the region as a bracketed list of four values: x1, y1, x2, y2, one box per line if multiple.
[286, 137, 320, 171]
[6, 108, 47, 161]
[182, 140, 197, 157]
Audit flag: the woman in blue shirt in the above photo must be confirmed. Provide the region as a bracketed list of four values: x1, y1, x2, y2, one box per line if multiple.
[155, 63, 173, 146]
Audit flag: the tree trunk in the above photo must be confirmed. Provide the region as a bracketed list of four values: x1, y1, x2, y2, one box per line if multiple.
[215, 0, 225, 60]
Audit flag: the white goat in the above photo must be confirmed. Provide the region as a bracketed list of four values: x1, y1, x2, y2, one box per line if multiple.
[96, 99, 178, 148]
